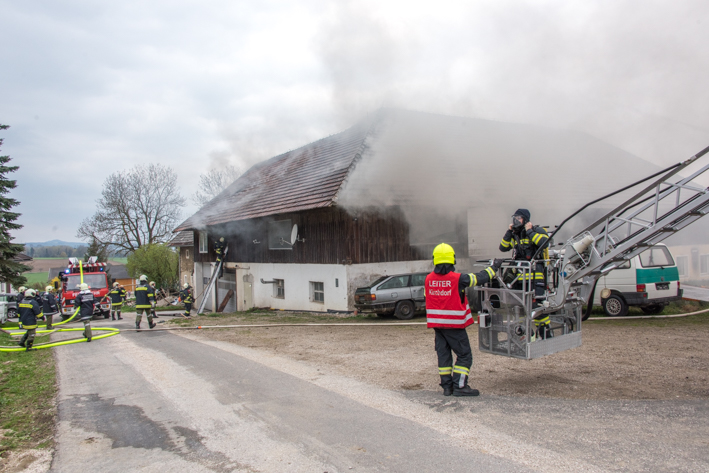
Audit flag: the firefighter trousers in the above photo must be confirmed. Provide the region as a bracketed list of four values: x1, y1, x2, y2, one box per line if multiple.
[434, 328, 473, 389]
[184, 302, 192, 317]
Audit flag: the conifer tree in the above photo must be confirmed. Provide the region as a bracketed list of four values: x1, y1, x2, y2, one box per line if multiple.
[0, 125, 30, 286]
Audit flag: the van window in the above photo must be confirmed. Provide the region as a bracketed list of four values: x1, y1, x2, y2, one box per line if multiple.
[411, 274, 427, 286]
[639, 247, 675, 268]
[379, 275, 410, 290]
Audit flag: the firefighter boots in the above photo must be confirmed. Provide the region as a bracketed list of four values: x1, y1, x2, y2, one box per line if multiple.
[453, 386, 480, 397]
[442, 386, 453, 396]
[149, 321, 156, 329]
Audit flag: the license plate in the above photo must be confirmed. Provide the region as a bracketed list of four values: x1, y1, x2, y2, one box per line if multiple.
[656, 283, 669, 290]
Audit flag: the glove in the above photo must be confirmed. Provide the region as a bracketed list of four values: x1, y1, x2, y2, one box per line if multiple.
[491, 258, 505, 271]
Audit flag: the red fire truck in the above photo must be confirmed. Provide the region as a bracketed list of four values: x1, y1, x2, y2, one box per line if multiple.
[59, 257, 112, 320]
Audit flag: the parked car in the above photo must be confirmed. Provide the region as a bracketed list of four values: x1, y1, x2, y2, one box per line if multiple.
[593, 244, 682, 316]
[354, 273, 428, 320]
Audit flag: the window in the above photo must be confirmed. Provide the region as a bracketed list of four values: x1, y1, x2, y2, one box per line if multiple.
[676, 255, 688, 278]
[185, 249, 190, 259]
[411, 273, 427, 286]
[274, 279, 284, 299]
[378, 275, 410, 290]
[199, 231, 208, 253]
[698, 254, 708, 274]
[311, 281, 324, 303]
[639, 247, 674, 268]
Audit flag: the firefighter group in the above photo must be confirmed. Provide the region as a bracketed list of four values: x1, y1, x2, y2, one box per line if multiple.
[17, 214, 549, 399]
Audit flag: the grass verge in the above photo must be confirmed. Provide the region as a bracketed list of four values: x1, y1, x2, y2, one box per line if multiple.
[0, 329, 57, 457]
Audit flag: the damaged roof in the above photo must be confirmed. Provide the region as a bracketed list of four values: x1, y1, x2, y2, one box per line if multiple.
[175, 115, 376, 231]
[168, 230, 194, 247]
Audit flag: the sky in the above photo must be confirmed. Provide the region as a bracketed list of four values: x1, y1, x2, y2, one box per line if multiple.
[2, 0, 709, 244]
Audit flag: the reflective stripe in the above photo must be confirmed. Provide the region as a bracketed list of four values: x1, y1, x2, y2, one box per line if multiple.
[468, 274, 476, 287]
[535, 272, 544, 280]
[485, 267, 495, 279]
[532, 233, 548, 245]
[500, 239, 511, 248]
[19, 303, 33, 308]
[438, 367, 452, 374]
[427, 308, 470, 316]
[23, 325, 38, 329]
[427, 313, 473, 326]
[534, 316, 550, 325]
[453, 365, 470, 375]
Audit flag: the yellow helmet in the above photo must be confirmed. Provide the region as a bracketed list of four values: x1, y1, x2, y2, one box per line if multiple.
[432, 243, 456, 265]
[45, 285, 53, 292]
[113, 282, 119, 287]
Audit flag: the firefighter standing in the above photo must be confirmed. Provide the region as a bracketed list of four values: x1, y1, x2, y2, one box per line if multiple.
[135, 275, 156, 330]
[108, 282, 126, 320]
[214, 237, 226, 278]
[179, 283, 194, 317]
[149, 281, 159, 319]
[499, 208, 552, 339]
[41, 286, 59, 330]
[18, 289, 44, 350]
[426, 243, 502, 397]
[73, 283, 95, 341]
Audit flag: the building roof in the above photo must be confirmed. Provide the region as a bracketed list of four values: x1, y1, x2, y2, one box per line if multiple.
[13, 253, 33, 262]
[176, 108, 660, 237]
[168, 230, 194, 247]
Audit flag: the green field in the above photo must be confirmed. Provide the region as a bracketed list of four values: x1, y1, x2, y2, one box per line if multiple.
[23, 272, 48, 284]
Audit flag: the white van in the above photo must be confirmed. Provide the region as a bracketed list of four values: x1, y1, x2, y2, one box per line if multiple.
[593, 244, 682, 316]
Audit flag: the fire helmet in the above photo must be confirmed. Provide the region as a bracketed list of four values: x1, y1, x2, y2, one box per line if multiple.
[150, 281, 155, 287]
[139, 275, 148, 282]
[219, 237, 224, 242]
[432, 243, 456, 266]
[45, 285, 53, 292]
[18, 286, 26, 293]
[25, 288, 36, 297]
[80, 283, 89, 291]
[183, 283, 190, 289]
[113, 282, 119, 287]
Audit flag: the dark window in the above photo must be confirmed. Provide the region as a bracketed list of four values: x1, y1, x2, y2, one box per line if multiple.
[379, 275, 410, 290]
[311, 282, 324, 303]
[274, 279, 284, 299]
[411, 273, 427, 286]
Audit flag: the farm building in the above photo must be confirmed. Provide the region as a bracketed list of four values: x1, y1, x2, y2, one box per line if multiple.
[175, 108, 663, 313]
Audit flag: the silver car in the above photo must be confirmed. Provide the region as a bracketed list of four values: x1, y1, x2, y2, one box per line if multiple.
[354, 273, 427, 320]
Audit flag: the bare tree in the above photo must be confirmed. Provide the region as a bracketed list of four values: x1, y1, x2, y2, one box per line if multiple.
[191, 165, 242, 206]
[77, 163, 186, 253]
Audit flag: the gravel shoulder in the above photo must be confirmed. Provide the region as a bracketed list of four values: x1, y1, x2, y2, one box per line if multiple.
[177, 312, 709, 401]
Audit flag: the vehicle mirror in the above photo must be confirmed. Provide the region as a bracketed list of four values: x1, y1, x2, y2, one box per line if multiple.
[54, 281, 59, 290]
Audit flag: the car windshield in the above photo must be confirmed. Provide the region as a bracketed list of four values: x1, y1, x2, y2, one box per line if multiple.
[639, 247, 675, 268]
[64, 274, 107, 291]
[362, 276, 389, 289]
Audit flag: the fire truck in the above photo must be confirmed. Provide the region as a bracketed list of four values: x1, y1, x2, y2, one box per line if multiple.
[59, 257, 112, 320]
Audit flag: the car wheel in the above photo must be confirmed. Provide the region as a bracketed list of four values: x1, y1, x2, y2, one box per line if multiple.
[7, 308, 16, 318]
[602, 294, 628, 317]
[641, 304, 664, 315]
[394, 300, 415, 320]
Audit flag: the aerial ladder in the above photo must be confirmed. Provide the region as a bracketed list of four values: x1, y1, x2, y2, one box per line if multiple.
[196, 246, 228, 315]
[476, 144, 709, 359]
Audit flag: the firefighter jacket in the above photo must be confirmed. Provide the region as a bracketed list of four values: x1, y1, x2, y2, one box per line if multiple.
[134, 283, 155, 309]
[108, 287, 126, 305]
[19, 297, 43, 329]
[74, 290, 95, 319]
[425, 265, 496, 329]
[41, 292, 59, 315]
[214, 240, 226, 260]
[179, 288, 194, 304]
[500, 226, 549, 260]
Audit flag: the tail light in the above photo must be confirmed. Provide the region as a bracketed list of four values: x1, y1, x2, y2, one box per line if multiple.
[370, 294, 376, 301]
[636, 284, 646, 292]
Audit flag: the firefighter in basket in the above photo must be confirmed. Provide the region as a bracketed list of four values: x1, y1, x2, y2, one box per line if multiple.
[108, 282, 126, 320]
[179, 283, 194, 317]
[41, 286, 59, 330]
[74, 283, 95, 341]
[499, 208, 552, 339]
[134, 275, 156, 330]
[426, 243, 503, 397]
[18, 289, 44, 350]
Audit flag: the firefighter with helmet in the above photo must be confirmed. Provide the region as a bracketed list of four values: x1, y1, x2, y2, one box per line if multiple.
[149, 281, 159, 319]
[18, 289, 44, 350]
[41, 286, 59, 330]
[135, 275, 156, 330]
[214, 237, 226, 278]
[426, 243, 502, 396]
[179, 283, 194, 317]
[74, 283, 95, 341]
[108, 282, 126, 320]
[499, 208, 552, 338]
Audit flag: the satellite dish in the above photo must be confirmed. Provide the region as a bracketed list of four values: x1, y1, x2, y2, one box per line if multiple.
[290, 224, 298, 245]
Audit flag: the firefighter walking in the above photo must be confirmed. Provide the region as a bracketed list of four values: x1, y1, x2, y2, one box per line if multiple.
[108, 282, 126, 320]
[499, 208, 552, 338]
[18, 289, 44, 350]
[149, 281, 159, 318]
[74, 283, 95, 341]
[41, 286, 59, 330]
[426, 243, 501, 397]
[179, 283, 194, 317]
[135, 275, 156, 330]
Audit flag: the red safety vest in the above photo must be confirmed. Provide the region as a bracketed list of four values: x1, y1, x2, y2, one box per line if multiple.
[425, 271, 473, 329]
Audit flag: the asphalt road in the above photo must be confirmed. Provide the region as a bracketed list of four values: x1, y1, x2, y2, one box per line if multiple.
[49, 318, 709, 473]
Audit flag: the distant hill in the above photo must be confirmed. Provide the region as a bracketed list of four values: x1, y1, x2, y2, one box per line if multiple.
[21, 240, 86, 248]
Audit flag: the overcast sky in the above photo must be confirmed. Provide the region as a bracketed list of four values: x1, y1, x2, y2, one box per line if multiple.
[2, 0, 709, 244]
